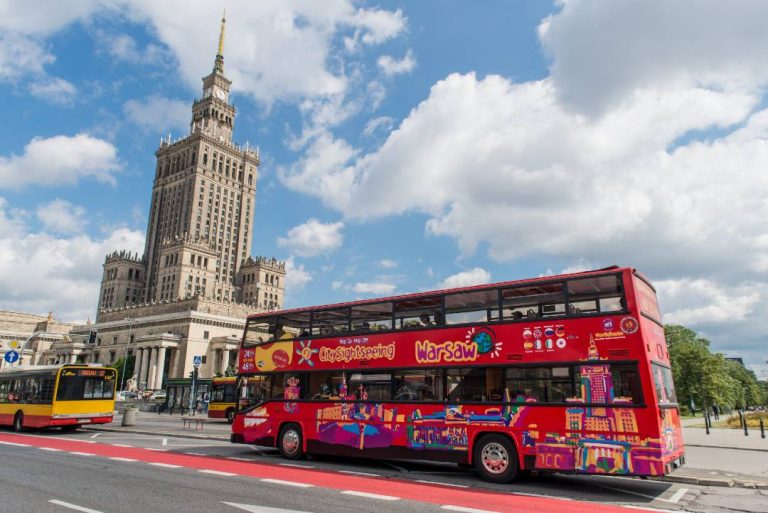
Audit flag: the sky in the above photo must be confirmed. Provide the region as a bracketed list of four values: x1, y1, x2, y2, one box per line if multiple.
[0, 0, 766, 378]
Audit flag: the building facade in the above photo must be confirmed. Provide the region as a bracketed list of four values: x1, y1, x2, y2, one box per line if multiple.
[32, 16, 286, 389]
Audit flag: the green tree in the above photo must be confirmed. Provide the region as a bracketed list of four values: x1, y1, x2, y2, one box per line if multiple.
[109, 354, 135, 391]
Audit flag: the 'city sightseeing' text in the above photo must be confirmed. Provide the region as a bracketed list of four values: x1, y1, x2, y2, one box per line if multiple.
[319, 343, 396, 363]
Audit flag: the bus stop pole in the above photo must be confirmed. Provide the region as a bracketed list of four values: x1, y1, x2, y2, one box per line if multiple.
[189, 366, 198, 416]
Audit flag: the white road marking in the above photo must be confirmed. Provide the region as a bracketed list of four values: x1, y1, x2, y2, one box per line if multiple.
[415, 480, 469, 488]
[185, 452, 207, 456]
[70, 452, 95, 457]
[199, 469, 237, 476]
[162, 438, 168, 446]
[111, 443, 133, 447]
[222, 502, 313, 513]
[624, 506, 681, 513]
[260, 478, 314, 488]
[49, 499, 104, 513]
[0, 441, 29, 446]
[147, 448, 168, 451]
[338, 470, 380, 477]
[39, 447, 63, 452]
[90, 433, 101, 439]
[279, 462, 315, 469]
[441, 506, 500, 513]
[109, 457, 137, 462]
[148, 462, 182, 468]
[228, 457, 254, 461]
[668, 488, 689, 504]
[59, 438, 96, 443]
[340, 491, 399, 501]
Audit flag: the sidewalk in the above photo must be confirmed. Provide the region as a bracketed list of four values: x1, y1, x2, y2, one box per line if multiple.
[90, 411, 231, 441]
[683, 425, 768, 452]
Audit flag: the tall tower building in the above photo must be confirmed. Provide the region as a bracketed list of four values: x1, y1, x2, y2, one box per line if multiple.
[96, 13, 285, 314]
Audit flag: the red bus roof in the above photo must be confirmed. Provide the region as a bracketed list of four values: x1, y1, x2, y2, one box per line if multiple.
[247, 265, 633, 320]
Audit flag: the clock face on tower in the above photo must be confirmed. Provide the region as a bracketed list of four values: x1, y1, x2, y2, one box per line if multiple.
[216, 89, 226, 101]
[203, 87, 212, 98]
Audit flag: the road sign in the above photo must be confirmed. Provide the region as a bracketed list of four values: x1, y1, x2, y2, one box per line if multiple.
[9, 340, 19, 349]
[193, 355, 203, 367]
[4, 350, 20, 364]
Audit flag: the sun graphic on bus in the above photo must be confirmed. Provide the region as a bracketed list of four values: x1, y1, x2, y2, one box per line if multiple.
[466, 327, 502, 358]
[296, 341, 318, 366]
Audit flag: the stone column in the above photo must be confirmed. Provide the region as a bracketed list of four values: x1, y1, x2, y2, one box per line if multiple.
[134, 348, 144, 386]
[220, 349, 230, 375]
[139, 347, 150, 390]
[154, 346, 167, 390]
[146, 347, 157, 390]
[69, 353, 77, 364]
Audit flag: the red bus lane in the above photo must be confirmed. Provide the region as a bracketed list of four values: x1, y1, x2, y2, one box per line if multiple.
[233, 267, 684, 484]
[0, 432, 662, 513]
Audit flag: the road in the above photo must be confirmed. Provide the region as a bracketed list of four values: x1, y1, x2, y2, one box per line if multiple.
[0, 427, 765, 513]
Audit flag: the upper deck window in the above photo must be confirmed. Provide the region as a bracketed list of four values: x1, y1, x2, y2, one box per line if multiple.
[311, 308, 350, 336]
[566, 275, 624, 314]
[350, 302, 393, 332]
[501, 283, 565, 320]
[444, 289, 499, 325]
[395, 296, 442, 329]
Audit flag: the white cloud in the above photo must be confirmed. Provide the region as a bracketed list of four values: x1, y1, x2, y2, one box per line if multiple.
[331, 280, 344, 290]
[123, 95, 190, 133]
[36, 199, 88, 234]
[28, 76, 77, 105]
[439, 268, 491, 290]
[363, 116, 393, 138]
[656, 279, 761, 326]
[539, 0, 768, 115]
[0, 134, 121, 190]
[0, 197, 145, 322]
[284, 256, 312, 295]
[377, 259, 397, 269]
[353, 282, 396, 295]
[277, 218, 344, 258]
[377, 49, 416, 76]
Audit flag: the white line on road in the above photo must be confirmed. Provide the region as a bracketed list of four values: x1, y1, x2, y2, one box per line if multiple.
[199, 469, 237, 476]
[162, 438, 168, 446]
[0, 441, 29, 446]
[110, 443, 133, 447]
[49, 499, 104, 513]
[441, 506, 500, 513]
[109, 457, 138, 462]
[222, 502, 313, 513]
[70, 452, 95, 457]
[340, 491, 399, 501]
[185, 452, 207, 456]
[668, 488, 689, 504]
[415, 480, 469, 488]
[59, 438, 96, 443]
[146, 448, 168, 451]
[90, 433, 101, 439]
[279, 463, 315, 469]
[338, 470, 380, 477]
[39, 447, 63, 452]
[260, 478, 314, 488]
[148, 462, 182, 468]
[228, 457, 254, 461]
[624, 506, 681, 513]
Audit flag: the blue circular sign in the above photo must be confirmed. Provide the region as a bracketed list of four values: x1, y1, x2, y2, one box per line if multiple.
[4, 350, 20, 364]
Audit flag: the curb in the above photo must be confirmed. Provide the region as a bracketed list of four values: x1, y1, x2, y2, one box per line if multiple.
[83, 425, 228, 442]
[656, 474, 768, 490]
[684, 443, 768, 453]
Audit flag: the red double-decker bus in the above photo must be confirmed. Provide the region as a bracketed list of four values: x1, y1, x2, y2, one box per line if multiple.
[231, 266, 684, 483]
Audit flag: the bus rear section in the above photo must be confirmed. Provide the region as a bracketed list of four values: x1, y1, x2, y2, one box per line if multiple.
[208, 376, 237, 423]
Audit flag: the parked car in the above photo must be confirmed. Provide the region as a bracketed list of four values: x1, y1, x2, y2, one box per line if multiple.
[116, 391, 138, 401]
[149, 390, 167, 401]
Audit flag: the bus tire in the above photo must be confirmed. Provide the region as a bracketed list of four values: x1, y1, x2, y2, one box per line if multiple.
[226, 408, 235, 424]
[13, 412, 24, 433]
[278, 424, 304, 460]
[473, 433, 519, 483]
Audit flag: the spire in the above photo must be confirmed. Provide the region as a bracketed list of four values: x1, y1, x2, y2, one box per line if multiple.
[214, 10, 226, 74]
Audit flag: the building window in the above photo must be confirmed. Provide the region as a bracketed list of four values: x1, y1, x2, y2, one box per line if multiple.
[204, 331, 210, 340]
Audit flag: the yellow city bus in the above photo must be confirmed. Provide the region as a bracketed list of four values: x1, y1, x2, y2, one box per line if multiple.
[0, 364, 117, 431]
[208, 376, 237, 423]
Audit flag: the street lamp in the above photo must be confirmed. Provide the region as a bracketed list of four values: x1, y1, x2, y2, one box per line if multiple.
[16, 331, 45, 366]
[120, 318, 135, 392]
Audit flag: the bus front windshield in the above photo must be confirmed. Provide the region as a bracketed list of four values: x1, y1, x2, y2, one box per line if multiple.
[57, 368, 116, 401]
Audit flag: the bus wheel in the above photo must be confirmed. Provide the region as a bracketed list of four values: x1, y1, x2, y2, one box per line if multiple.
[278, 424, 304, 460]
[226, 408, 235, 424]
[13, 412, 24, 432]
[473, 434, 519, 483]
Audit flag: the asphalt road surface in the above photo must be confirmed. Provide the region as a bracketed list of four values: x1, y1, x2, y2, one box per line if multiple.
[0, 428, 765, 513]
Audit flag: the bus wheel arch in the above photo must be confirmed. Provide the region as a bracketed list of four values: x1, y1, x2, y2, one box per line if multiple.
[13, 411, 24, 432]
[277, 422, 304, 460]
[471, 432, 521, 483]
